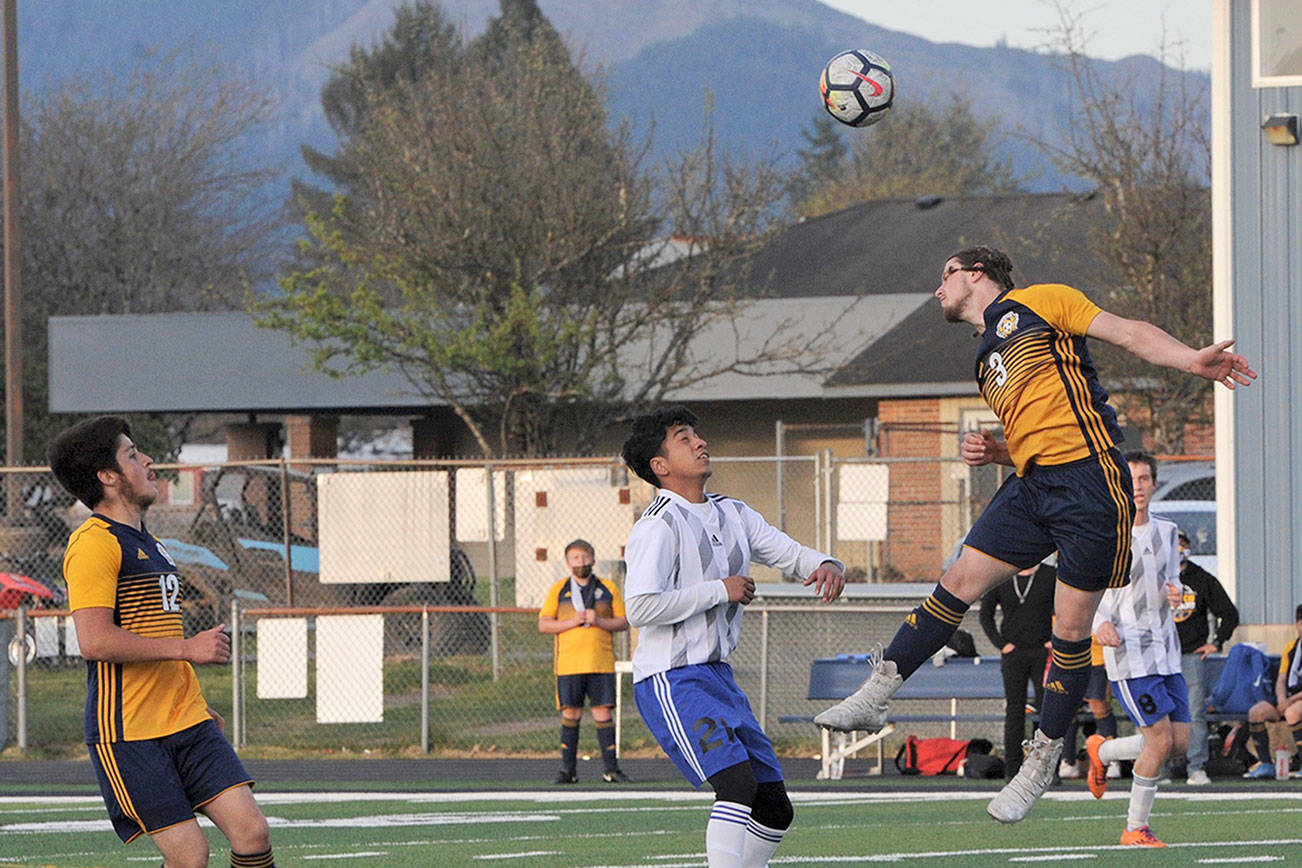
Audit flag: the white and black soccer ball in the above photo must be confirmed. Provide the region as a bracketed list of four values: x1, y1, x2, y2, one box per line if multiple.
[819, 49, 895, 128]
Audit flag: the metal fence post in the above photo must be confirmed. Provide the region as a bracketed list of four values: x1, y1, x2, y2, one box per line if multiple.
[486, 464, 501, 682]
[230, 600, 242, 749]
[775, 420, 786, 532]
[0, 613, 8, 749]
[759, 608, 769, 731]
[15, 604, 25, 750]
[421, 605, 430, 753]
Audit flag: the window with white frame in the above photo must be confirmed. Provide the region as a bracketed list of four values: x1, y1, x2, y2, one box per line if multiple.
[1253, 0, 1302, 86]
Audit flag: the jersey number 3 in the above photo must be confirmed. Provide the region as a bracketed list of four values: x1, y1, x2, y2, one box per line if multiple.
[158, 574, 182, 613]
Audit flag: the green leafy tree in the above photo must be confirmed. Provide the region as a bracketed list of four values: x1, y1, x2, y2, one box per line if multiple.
[261, 1, 816, 457]
[792, 95, 1022, 218]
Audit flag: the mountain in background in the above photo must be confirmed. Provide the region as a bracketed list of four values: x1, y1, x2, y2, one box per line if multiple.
[18, 0, 1204, 194]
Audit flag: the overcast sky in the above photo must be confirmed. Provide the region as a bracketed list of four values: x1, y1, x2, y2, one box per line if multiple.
[822, 0, 1212, 70]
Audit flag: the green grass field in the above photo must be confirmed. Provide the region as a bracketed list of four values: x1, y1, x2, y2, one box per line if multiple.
[3, 784, 1301, 867]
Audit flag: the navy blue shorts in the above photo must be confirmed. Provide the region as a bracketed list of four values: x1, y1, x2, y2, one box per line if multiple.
[964, 450, 1135, 592]
[634, 661, 783, 788]
[1084, 664, 1111, 702]
[556, 672, 616, 709]
[88, 719, 253, 844]
[1113, 673, 1191, 728]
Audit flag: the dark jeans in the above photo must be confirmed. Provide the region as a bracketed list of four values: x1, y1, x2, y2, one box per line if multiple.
[1001, 644, 1049, 774]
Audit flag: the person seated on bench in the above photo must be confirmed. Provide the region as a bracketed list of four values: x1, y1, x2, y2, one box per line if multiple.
[979, 559, 1055, 781]
[1242, 604, 1302, 779]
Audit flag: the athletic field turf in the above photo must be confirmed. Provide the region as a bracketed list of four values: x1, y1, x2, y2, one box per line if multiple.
[3, 785, 1301, 866]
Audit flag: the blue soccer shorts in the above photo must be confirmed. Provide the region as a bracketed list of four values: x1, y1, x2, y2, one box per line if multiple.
[1112, 672, 1191, 729]
[964, 449, 1135, 592]
[634, 661, 783, 788]
[88, 719, 253, 843]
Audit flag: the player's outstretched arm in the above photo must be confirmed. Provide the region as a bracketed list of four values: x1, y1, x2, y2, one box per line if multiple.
[1086, 312, 1258, 389]
[960, 430, 1013, 467]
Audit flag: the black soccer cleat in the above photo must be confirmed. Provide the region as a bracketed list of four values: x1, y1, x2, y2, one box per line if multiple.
[553, 770, 578, 784]
[602, 769, 632, 783]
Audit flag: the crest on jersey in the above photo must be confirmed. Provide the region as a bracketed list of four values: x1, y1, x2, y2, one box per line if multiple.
[995, 311, 1019, 338]
[154, 539, 177, 568]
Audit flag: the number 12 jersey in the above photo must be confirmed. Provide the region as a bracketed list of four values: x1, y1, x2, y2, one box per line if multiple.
[64, 515, 210, 743]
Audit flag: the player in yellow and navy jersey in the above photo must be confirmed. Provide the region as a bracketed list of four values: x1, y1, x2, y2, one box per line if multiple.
[538, 539, 630, 783]
[817, 245, 1256, 825]
[49, 416, 275, 868]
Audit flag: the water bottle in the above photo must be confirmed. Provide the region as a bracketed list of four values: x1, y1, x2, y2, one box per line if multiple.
[1275, 747, 1289, 780]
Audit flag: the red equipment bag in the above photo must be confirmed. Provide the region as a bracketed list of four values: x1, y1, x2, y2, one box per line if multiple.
[894, 735, 970, 775]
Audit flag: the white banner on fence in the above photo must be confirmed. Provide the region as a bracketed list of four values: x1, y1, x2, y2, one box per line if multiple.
[63, 617, 80, 658]
[34, 617, 58, 658]
[836, 463, 889, 542]
[455, 468, 506, 543]
[317, 471, 450, 584]
[513, 467, 636, 607]
[316, 614, 383, 723]
[257, 618, 308, 699]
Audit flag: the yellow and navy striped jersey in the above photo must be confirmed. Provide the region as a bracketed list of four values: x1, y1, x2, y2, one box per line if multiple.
[975, 283, 1123, 475]
[64, 515, 210, 743]
[540, 576, 625, 676]
[1285, 638, 1301, 695]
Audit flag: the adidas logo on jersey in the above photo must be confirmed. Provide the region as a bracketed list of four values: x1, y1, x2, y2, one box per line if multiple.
[137, 548, 149, 560]
[904, 612, 917, 629]
[1044, 680, 1068, 694]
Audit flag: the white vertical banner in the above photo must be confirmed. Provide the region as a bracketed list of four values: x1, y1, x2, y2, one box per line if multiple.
[63, 617, 80, 658]
[317, 471, 450, 584]
[316, 614, 383, 723]
[34, 617, 59, 658]
[455, 467, 507, 542]
[257, 618, 308, 699]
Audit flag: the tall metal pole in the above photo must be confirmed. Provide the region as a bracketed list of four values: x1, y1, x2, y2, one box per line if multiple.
[2, 0, 20, 503]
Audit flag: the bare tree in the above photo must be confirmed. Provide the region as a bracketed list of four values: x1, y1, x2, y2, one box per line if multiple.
[1030, 5, 1212, 452]
[261, 1, 833, 457]
[791, 95, 1022, 219]
[8, 57, 283, 459]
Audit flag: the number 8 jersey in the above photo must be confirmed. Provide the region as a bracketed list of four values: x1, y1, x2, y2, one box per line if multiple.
[64, 515, 210, 743]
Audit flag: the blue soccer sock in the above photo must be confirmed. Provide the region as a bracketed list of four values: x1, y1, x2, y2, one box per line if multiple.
[1037, 635, 1092, 739]
[883, 584, 969, 680]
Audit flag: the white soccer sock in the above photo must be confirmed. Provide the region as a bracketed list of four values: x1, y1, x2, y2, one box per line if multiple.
[1126, 773, 1160, 831]
[739, 817, 786, 867]
[706, 800, 751, 867]
[1099, 733, 1145, 764]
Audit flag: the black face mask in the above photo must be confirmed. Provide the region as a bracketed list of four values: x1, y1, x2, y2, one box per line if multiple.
[572, 565, 592, 579]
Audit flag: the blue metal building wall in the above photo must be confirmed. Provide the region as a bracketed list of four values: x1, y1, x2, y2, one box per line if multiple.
[1225, 0, 1302, 623]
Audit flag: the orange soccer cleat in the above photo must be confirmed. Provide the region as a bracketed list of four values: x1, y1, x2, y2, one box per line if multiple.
[1120, 826, 1166, 847]
[1085, 734, 1108, 799]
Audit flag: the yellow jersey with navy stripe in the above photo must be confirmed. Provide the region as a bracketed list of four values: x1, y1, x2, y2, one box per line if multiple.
[976, 283, 1123, 475]
[64, 515, 210, 743]
[540, 576, 626, 676]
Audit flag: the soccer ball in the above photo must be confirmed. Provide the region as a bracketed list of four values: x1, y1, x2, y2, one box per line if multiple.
[819, 49, 895, 127]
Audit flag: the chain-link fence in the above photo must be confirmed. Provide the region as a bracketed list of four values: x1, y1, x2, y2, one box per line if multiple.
[1, 455, 1214, 757]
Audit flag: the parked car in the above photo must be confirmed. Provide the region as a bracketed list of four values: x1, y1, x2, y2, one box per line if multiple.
[1151, 499, 1217, 576]
[1153, 461, 1215, 504]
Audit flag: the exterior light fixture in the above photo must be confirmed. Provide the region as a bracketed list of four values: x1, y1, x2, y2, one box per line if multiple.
[1262, 113, 1299, 146]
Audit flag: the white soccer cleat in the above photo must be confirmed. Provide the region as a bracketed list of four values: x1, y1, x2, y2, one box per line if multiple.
[987, 729, 1063, 824]
[813, 658, 902, 732]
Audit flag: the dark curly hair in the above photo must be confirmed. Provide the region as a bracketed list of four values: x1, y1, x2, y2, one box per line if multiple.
[48, 416, 132, 509]
[951, 245, 1015, 292]
[621, 405, 699, 487]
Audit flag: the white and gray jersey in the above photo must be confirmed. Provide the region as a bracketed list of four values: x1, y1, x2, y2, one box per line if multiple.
[1094, 514, 1183, 681]
[624, 488, 841, 683]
